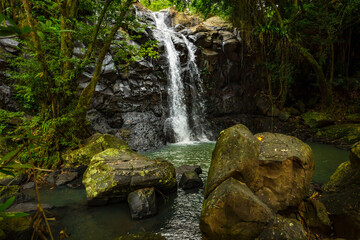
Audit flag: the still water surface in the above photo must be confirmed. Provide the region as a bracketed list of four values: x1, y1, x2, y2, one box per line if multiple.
[34, 142, 347, 239]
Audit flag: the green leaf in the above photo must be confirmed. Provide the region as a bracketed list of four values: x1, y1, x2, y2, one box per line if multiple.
[0, 197, 15, 212]
[21, 26, 32, 34]
[0, 169, 15, 177]
[0, 149, 18, 164]
[0, 29, 15, 37]
[3, 162, 31, 169]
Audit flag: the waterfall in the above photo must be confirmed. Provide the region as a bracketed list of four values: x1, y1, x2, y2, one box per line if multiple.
[151, 11, 209, 143]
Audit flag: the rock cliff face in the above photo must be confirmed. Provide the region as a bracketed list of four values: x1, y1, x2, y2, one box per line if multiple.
[0, 5, 264, 151]
[85, 7, 254, 151]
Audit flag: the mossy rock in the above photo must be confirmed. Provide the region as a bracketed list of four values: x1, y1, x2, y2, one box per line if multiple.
[64, 133, 130, 167]
[0, 185, 20, 203]
[316, 124, 360, 146]
[323, 161, 352, 193]
[205, 124, 261, 198]
[345, 113, 360, 123]
[302, 111, 334, 128]
[256, 215, 306, 240]
[0, 216, 32, 240]
[0, 170, 26, 186]
[350, 142, 360, 168]
[114, 232, 166, 240]
[83, 148, 176, 205]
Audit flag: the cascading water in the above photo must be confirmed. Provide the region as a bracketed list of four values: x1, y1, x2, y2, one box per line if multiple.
[151, 11, 209, 142]
[181, 35, 210, 141]
[152, 12, 192, 142]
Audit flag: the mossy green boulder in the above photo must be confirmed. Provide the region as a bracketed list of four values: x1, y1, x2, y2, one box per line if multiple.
[0, 185, 20, 203]
[0, 216, 32, 240]
[82, 148, 176, 206]
[316, 124, 360, 146]
[0, 170, 26, 186]
[201, 124, 314, 239]
[63, 133, 130, 167]
[205, 124, 261, 198]
[323, 161, 352, 193]
[350, 141, 360, 168]
[302, 111, 334, 128]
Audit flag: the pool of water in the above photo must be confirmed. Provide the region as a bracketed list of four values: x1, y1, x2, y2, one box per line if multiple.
[32, 141, 348, 239]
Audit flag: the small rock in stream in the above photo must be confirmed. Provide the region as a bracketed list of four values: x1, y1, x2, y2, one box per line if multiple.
[127, 187, 157, 219]
[179, 171, 203, 190]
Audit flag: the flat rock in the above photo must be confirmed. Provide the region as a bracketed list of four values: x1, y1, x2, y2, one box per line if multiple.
[83, 148, 176, 206]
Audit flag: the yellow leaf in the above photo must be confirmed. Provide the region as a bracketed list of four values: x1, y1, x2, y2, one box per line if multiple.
[257, 135, 264, 142]
[39, 72, 44, 78]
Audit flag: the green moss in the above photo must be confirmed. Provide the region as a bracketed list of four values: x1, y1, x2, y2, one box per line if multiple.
[64, 134, 130, 167]
[0, 186, 20, 203]
[302, 111, 333, 128]
[323, 161, 351, 192]
[316, 124, 360, 145]
[345, 113, 360, 123]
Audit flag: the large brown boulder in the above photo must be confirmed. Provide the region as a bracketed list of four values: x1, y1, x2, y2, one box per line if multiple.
[201, 124, 314, 239]
[200, 178, 273, 240]
[204, 124, 261, 198]
[82, 148, 176, 206]
[254, 132, 314, 211]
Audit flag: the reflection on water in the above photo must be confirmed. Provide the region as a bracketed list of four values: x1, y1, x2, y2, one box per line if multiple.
[30, 141, 347, 239]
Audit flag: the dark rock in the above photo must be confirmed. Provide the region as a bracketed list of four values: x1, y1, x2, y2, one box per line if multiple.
[6, 202, 53, 213]
[55, 171, 79, 186]
[22, 182, 35, 190]
[179, 171, 203, 190]
[298, 199, 331, 234]
[195, 32, 212, 48]
[66, 177, 83, 189]
[175, 24, 185, 32]
[46, 171, 58, 185]
[127, 187, 157, 219]
[257, 215, 307, 240]
[279, 111, 290, 121]
[223, 38, 240, 62]
[82, 148, 176, 206]
[176, 165, 202, 175]
[121, 112, 166, 151]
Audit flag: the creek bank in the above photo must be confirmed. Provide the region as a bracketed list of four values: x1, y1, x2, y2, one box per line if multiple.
[320, 141, 360, 240]
[200, 124, 316, 239]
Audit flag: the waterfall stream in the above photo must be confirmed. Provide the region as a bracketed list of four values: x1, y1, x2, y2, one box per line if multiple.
[152, 11, 209, 143]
